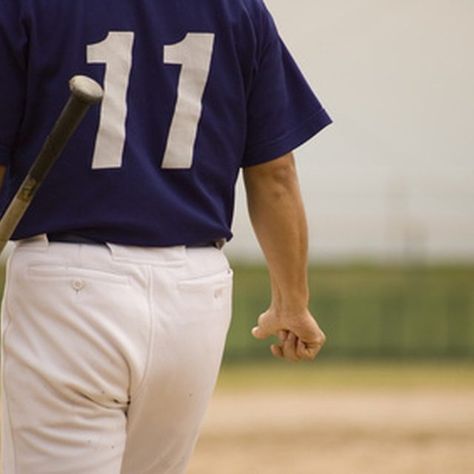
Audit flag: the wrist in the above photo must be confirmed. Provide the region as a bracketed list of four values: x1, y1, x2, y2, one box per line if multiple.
[271, 295, 309, 316]
[270, 274, 309, 315]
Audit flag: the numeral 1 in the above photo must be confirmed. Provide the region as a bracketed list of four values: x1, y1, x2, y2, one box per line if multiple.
[162, 33, 215, 169]
[87, 32, 135, 169]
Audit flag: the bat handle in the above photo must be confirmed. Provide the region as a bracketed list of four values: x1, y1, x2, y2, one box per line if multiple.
[0, 76, 104, 254]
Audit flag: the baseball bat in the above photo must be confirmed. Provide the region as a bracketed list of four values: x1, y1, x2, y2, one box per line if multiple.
[0, 76, 104, 254]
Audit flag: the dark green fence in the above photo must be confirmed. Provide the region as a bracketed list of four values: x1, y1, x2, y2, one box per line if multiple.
[225, 264, 474, 361]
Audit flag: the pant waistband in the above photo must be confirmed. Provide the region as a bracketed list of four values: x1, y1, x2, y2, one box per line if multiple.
[46, 233, 226, 250]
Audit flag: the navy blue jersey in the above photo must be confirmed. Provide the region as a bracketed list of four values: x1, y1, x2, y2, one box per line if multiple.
[0, 0, 331, 246]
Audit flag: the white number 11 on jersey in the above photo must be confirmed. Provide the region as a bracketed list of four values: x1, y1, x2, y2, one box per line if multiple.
[87, 31, 215, 170]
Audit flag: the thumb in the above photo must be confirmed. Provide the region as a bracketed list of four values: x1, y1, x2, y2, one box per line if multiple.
[251, 311, 277, 340]
[251, 325, 270, 340]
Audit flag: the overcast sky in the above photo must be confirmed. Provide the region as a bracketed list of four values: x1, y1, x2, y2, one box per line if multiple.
[227, 0, 474, 263]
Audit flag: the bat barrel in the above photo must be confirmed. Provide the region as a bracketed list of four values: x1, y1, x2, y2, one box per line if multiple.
[0, 76, 104, 253]
[29, 77, 103, 183]
[69, 75, 104, 105]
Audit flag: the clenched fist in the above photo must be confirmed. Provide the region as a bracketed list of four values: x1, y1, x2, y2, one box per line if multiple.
[251, 307, 326, 361]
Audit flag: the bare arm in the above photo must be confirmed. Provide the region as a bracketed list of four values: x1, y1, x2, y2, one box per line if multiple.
[243, 153, 326, 361]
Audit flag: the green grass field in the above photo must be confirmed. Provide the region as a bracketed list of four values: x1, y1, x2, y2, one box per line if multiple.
[226, 263, 474, 360]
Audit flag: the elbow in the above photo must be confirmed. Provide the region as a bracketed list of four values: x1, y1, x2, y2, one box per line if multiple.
[244, 153, 298, 192]
[267, 157, 297, 186]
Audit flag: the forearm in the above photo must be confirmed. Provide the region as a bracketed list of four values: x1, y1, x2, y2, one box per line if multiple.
[244, 154, 309, 313]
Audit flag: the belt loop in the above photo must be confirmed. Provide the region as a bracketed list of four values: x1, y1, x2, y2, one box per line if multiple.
[29, 234, 49, 246]
[214, 239, 226, 250]
[38, 233, 49, 245]
[15, 233, 49, 249]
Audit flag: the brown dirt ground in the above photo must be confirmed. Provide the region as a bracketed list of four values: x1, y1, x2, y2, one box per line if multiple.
[187, 388, 474, 474]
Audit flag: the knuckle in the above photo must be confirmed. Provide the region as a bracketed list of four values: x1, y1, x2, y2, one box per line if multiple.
[284, 351, 299, 362]
[305, 350, 317, 361]
[316, 332, 327, 345]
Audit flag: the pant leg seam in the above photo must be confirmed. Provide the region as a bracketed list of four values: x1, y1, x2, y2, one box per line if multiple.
[129, 265, 155, 400]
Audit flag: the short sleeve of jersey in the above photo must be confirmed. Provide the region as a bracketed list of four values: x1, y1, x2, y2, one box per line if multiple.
[242, 2, 332, 167]
[0, 0, 28, 166]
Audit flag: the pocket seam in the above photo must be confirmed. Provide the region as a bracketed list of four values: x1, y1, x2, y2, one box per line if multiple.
[27, 265, 129, 285]
[177, 269, 233, 290]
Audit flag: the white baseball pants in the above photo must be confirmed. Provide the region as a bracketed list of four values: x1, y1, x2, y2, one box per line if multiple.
[1, 235, 233, 473]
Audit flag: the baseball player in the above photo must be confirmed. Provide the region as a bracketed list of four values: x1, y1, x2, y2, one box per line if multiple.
[0, 0, 331, 472]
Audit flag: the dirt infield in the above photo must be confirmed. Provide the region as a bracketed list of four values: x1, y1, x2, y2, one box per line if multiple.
[188, 388, 474, 474]
[1, 363, 472, 473]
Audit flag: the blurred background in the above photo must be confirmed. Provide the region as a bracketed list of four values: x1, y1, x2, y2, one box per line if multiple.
[190, 1, 474, 473]
[220, 0, 474, 364]
[229, 0, 474, 264]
